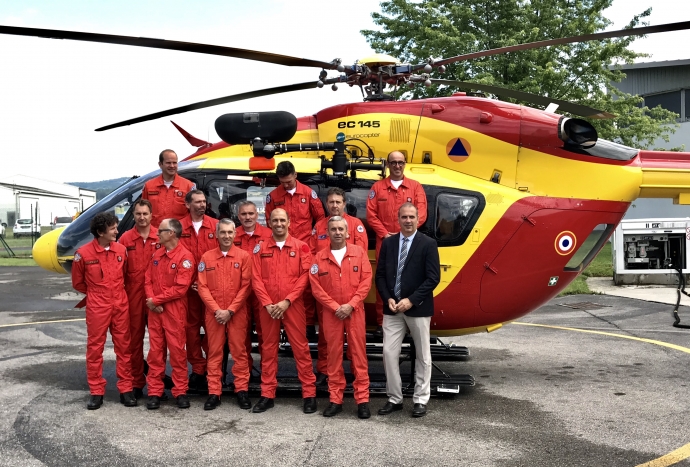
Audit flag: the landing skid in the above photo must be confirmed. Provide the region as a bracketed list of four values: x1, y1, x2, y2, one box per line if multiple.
[209, 330, 475, 397]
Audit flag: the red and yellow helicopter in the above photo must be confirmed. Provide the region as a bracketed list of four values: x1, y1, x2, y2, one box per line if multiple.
[3, 21, 690, 343]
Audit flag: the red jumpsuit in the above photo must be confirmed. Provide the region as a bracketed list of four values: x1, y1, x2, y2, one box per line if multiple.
[265, 181, 325, 328]
[141, 174, 196, 228]
[118, 225, 158, 389]
[309, 214, 369, 375]
[234, 224, 273, 368]
[366, 176, 427, 325]
[72, 239, 133, 395]
[251, 235, 316, 399]
[309, 244, 372, 404]
[179, 214, 219, 375]
[197, 247, 252, 396]
[144, 243, 195, 398]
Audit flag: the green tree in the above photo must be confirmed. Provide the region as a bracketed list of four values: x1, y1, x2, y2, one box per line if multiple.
[362, 0, 679, 149]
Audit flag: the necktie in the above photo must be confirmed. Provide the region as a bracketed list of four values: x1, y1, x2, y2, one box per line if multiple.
[394, 237, 409, 300]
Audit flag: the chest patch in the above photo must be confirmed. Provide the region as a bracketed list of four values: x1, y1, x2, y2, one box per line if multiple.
[318, 271, 329, 276]
[208, 233, 214, 239]
[86, 260, 99, 265]
[354, 266, 359, 272]
[155, 243, 162, 249]
[171, 263, 177, 269]
[154, 260, 159, 266]
[176, 191, 183, 197]
[289, 251, 296, 257]
[148, 191, 160, 195]
[126, 246, 136, 251]
[234, 241, 242, 245]
[261, 253, 273, 258]
[274, 200, 285, 206]
[301, 198, 306, 203]
[407, 197, 412, 202]
[181, 233, 191, 238]
[117, 256, 122, 262]
[234, 262, 240, 268]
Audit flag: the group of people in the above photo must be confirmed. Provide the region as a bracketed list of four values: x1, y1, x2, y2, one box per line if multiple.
[72, 148, 440, 419]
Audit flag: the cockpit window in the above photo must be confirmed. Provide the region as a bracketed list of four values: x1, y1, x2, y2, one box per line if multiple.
[435, 193, 481, 244]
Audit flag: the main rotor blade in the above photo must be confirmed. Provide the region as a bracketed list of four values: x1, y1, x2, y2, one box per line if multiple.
[431, 79, 615, 119]
[436, 21, 690, 66]
[95, 81, 316, 131]
[0, 25, 336, 69]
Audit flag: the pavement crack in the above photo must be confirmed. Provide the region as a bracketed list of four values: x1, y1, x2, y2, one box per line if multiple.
[580, 309, 640, 337]
[303, 425, 325, 465]
[196, 419, 240, 438]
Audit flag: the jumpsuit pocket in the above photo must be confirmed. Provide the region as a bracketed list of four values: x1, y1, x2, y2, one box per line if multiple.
[206, 269, 218, 290]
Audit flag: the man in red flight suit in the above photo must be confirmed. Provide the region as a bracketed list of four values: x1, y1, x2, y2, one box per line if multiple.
[309, 187, 368, 385]
[234, 200, 272, 370]
[144, 218, 195, 410]
[265, 161, 325, 342]
[366, 150, 427, 331]
[179, 190, 219, 390]
[141, 149, 196, 228]
[250, 208, 317, 414]
[72, 212, 136, 410]
[197, 219, 253, 410]
[310, 216, 372, 419]
[117, 199, 158, 398]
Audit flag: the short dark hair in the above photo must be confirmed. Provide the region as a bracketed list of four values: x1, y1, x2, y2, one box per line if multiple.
[327, 187, 346, 202]
[159, 149, 177, 164]
[184, 189, 205, 204]
[276, 161, 296, 178]
[133, 199, 152, 213]
[167, 218, 183, 238]
[90, 212, 119, 238]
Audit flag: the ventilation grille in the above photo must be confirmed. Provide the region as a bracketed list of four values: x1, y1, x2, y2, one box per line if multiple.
[389, 119, 411, 143]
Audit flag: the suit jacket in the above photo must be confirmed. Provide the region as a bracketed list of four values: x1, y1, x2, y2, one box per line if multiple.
[375, 231, 440, 317]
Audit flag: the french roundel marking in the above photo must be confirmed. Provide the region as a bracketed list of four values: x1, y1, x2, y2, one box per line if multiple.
[554, 231, 576, 256]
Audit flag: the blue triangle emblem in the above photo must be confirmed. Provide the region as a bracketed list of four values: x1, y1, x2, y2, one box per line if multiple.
[449, 138, 469, 156]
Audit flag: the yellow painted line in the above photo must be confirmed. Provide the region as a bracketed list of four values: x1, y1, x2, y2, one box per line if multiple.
[0, 318, 85, 328]
[513, 321, 690, 466]
[513, 322, 690, 354]
[636, 444, 690, 467]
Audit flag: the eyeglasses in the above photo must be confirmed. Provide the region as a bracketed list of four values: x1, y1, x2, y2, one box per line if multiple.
[158, 229, 172, 233]
[388, 161, 406, 166]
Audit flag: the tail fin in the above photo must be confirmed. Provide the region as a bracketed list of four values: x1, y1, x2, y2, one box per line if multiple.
[638, 150, 690, 203]
[171, 121, 212, 149]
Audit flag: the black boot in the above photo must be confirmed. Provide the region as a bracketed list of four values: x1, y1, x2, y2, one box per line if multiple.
[87, 395, 103, 410]
[120, 392, 137, 407]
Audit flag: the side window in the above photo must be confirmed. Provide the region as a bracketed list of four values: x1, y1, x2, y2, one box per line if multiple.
[435, 192, 481, 245]
[337, 183, 375, 249]
[204, 178, 264, 223]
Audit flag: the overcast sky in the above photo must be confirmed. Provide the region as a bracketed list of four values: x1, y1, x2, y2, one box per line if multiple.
[0, 0, 687, 183]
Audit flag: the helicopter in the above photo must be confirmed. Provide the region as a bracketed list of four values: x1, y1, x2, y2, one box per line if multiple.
[3, 21, 690, 390]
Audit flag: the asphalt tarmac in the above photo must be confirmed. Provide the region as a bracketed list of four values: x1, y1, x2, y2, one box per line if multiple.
[1, 266, 689, 467]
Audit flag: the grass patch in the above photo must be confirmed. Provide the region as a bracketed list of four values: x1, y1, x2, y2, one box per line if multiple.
[0, 257, 38, 267]
[559, 242, 612, 296]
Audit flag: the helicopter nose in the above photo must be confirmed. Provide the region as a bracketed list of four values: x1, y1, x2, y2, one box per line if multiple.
[32, 228, 67, 274]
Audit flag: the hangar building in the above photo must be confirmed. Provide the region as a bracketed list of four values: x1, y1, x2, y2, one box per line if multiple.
[0, 175, 96, 228]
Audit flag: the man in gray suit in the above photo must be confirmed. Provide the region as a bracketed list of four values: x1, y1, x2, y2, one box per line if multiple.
[375, 202, 440, 418]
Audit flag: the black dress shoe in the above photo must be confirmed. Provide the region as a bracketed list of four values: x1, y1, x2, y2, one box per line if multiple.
[86, 395, 103, 410]
[204, 395, 221, 411]
[189, 373, 208, 391]
[314, 372, 328, 387]
[163, 374, 175, 389]
[412, 403, 427, 417]
[146, 396, 161, 410]
[303, 397, 317, 414]
[373, 325, 384, 338]
[133, 388, 144, 399]
[322, 402, 342, 417]
[120, 392, 138, 407]
[358, 402, 371, 419]
[377, 401, 403, 415]
[177, 394, 191, 409]
[252, 397, 274, 413]
[236, 391, 252, 409]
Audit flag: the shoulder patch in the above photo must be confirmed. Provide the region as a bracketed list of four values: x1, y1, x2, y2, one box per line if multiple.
[311, 228, 316, 235]
[301, 244, 310, 254]
[190, 183, 197, 190]
[74, 252, 82, 262]
[369, 190, 375, 200]
[266, 194, 271, 204]
[253, 244, 261, 254]
[357, 225, 364, 233]
[311, 190, 317, 199]
[198, 261, 205, 272]
[310, 264, 319, 275]
[182, 260, 192, 269]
